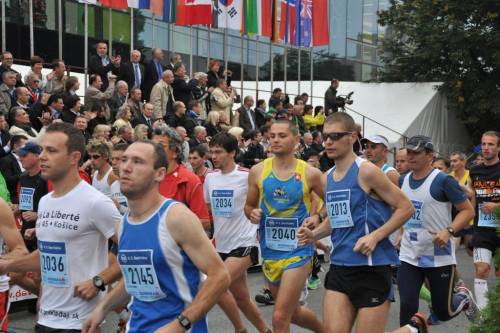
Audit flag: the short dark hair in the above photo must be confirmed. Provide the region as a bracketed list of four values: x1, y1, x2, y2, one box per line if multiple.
[273, 88, 282, 94]
[46, 122, 86, 163]
[331, 78, 339, 84]
[293, 96, 303, 105]
[260, 125, 269, 135]
[312, 131, 321, 141]
[133, 139, 169, 171]
[303, 105, 313, 115]
[433, 157, 450, 169]
[65, 95, 80, 109]
[271, 100, 282, 109]
[52, 59, 64, 69]
[250, 129, 261, 140]
[273, 119, 298, 136]
[90, 102, 105, 112]
[188, 100, 200, 110]
[264, 115, 273, 123]
[301, 93, 309, 98]
[65, 76, 78, 91]
[89, 74, 100, 85]
[209, 131, 238, 155]
[189, 145, 206, 158]
[48, 94, 63, 106]
[29, 56, 44, 67]
[113, 143, 129, 152]
[283, 103, 293, 110]
[324, 112, 356, 132]
[117, 125, 131, 135]
[10, 135, 28, 150]
[257, 99, 266, 108]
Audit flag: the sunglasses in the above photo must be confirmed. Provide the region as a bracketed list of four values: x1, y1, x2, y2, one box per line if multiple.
[322, 132, 353, 141]
[90, 154, 101, 160]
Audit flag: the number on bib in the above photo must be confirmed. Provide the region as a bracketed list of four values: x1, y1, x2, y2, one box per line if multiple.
[403, 200, 425, 229]
[265, 217, 298, 251]
[19, 187, 35, 211]
[38, 240, 69, 287]
[212, 190, 234, 217]
[326, 190, 354, 228]
[478, 203, 497, 227]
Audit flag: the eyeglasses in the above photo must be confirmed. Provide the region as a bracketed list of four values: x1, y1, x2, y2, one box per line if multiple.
[322, 132, 353, 141]
[90, 154, 101, 160]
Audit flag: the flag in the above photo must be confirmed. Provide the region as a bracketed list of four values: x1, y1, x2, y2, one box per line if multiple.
[257, 0, 272, 37]
[271, 0, 279, 42]
[312, 0, 329, 46]
[212, 0, 243, 31]
[292, 0, 312, 47]
[99, 0, 128, 9]
[177, 0, 212, 25]
[78, 0, 97, 4]
[163, 0, 177, 22]
[147, 0, 163, 16]
[279, 0, 297, 44]
[127, 0, 150, 8]
[240, 0, 258, 35]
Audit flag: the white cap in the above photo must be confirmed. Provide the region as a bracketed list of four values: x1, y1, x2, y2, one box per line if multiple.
[361, 135, 389, 148]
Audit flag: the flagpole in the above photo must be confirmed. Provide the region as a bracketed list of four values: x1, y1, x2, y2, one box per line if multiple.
[310, 46, 313, 106]
[152, 13, 155, 48]
[240, 35, 244, 97]
[255, 35, 259, 100]
[130, 8, 134, 53]
[270, 42, 274, 94]
[189, 26, 193, 74]
[172, 25, 175, 53]
[207, 27, 211, 64]
[224, 29, 228, 75]
[58, 0, 62, 59]
[108, 8, 112, 57]
[84, 4, 88, 91]
[284, 42, 287, 96]
[29, 0, 33, 57]
[298, 46, 301, 96]
[1, 0, 5, 53]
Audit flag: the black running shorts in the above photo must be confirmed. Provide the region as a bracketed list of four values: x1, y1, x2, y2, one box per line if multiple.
[472, 227, 500, 255]
[219, 246, 259, 266]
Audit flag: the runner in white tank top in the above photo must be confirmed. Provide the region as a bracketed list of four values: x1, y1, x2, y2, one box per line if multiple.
[88, 138, 118, 197]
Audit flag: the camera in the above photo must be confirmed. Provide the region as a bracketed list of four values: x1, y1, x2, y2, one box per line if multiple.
[336, 92, 354, 111]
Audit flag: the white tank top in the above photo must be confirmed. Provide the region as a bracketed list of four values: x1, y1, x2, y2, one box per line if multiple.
[0, 236, 9, 292]
[92, 167, 113, 197]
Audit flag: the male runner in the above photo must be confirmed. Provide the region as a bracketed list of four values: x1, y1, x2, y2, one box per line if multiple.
[205, 132, 270, 333]
[245, 119, 325, 333]
[395, 135, 477, 332]
[189, 145, 209, 185]
[83, 140, 230, 332]
[0, 123, 122, 332]
[296, 112, 414, 333]
[469, 131, 500, 309]
[87, 137, 118, 196]
[396, 149, 410, 175]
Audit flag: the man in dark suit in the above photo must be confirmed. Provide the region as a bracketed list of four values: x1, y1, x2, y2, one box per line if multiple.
[311, 131, 325, 154]
[131, 102, 158, 139]
[25, 73, 44, 106]
[188, 126, 207, 149]
[0, 112, 11, 159]
[108, 80, 129, 122]
[0, 135, 28, 204]
[143, 47, 165, 102]
[237, 95, 257, 137]
[0, 52, 24, 88]
[118, 50, 145, 91]
[171, 61, 199, 108]
[167, 53, 181, 72]
[61, 76, 80, 104]
[59, 95, 83, 124]
[88, 42, 121, 92]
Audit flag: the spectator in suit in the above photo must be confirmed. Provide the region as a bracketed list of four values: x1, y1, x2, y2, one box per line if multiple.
[74, 115, 92, 143]
[116, 125, 133, 145]
[0, 71, 17, 116]
[0, 134, 28, 204]
[25, 73, 44, 106]
[61, 76, 80, 104]
[150, 70, 175, 120]
[127, 87, 143, 119]
[237, 95, 257, 137]
[188, 126, 208, 149]
[143, 47, 165, 102]
[60, 95, 82, 124]
[165, 101, 186, 129]
[191, 72, 213, 124]
[0, 52, 24, 88]
[88, 42, 121, 92]
[243, 129, 264, 169]
[45, 94, 65, 121]
[255, 99, 267, 128]
[211, 78, 236, 126]
[184, 100, 202, 139]
[205, 111, 222, 138]
[167, 53, 181, 72]
[0, 112, 11, 159]
[301, 132, 316, 161]
[131, 102, 159, 139]
[311, 131, 325, 154]
[118, 50, 145, 90]
[23, 56, 53, 93]
[50, 59, 67, 94]
[11, 87, 47, 132]
[171, 61, 199, 107]
[108, 80, 128, 122]
[84, 74, 116, 122]
[9, 107, 50, 144]
[206, 59, 232, 89]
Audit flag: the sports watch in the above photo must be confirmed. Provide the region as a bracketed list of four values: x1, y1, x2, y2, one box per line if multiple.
[177, 315, 192, 330]
[446, 227, 455, 235]
[93, 276, 106, 291]
[316, 212, 325, 223]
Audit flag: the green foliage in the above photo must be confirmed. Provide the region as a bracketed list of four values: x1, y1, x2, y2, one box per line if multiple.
[469, 206, 500, 332]
[377, 0, 500, 141]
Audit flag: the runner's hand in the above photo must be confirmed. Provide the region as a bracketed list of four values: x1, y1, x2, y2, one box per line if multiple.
[302, 215, 319, 230]
[249, 208, 263, 224]
[297, 227, 313, 247]
[22, 211, 37, 222]
[24, 228, 36, 240]
[428, 229, 452, 248]
[480, 202, 497, 214]
[154, 319, 185, 333]
[82, 308, 105, 333]
[353, 233, 379, 256]
[394, 234, 402, 251]
[73, 279, 100, 301]
[0, 260, 10, 275]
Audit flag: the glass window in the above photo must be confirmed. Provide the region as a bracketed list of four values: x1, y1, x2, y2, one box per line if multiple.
[378, 0, 390, 44]
[362, 0, 378, 44]
[258, 51, 271, 81]
[134, 13, 153, 48]
[2, 0, 18, 23]
[209, 31, 224, 61]
[300, 49, 312, 82]
[197, 29, 209, 59]
[347, 41, 362, 59]
[345, 60, 362, 81]
[363, 44, 376, 63]
[227, 36, 242, 63]
[273, 45, 285, 81]
[103, 9, 131, 44]
[329, 0, 346, 58]
[362, 64, 377, 81]
[347, 0, 362, 41]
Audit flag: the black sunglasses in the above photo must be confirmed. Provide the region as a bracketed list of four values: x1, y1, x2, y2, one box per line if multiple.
[90, 154, 101, 160]
[322, 132, 353, 141]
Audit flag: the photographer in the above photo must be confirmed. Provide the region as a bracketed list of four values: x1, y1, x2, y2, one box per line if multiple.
[324, 78, 352, 115]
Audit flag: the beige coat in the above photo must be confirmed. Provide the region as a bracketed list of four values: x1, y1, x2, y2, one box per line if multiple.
[211, 87, 238, 126]
[84, 83, 115, 121]
[150, 80, 175, 119]
[9, 125, 46, 144]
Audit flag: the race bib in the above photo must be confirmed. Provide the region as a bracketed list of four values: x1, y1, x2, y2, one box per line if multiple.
[212, 190, 234, 217]
[38, 240, 69, 287]
[265, 217, 298, 251]
[404, 200, 424, 229]
[326, 190, 354, 228]
[478, 203, 497, 227]
[19, 187, 35, 211]
[118, 249, 166, 302]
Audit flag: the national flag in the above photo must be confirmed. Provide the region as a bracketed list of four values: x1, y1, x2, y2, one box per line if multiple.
[163, 0, 177, 22]
[312, 0, 329, 46]
[127, 0, 150, 9]
[271, 0, 279, 42]
[292, 0, 312, 47]
[240, 0, 258, 35]
[257, 0, 272, 37]
[99, 0, 128, 9]
[147, 0, 163, 16]
[212, 0, 243, 31]
[279, 0, 297, 44]
[78, 0, 97, 4]
[177, 0, 212, 25]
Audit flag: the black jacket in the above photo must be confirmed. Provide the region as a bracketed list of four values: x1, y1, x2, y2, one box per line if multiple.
[0, 153, 22, 203]
[0, 130, 11, 160]
[88, 54, 119, 92]
[243, 142, 265, 169]
[131, 113, 154, 139]
[118, 62, 145, 91]
[206, 71, 232, 89]
[324, 86, 345, 115]
[182, 112, 199, 139]
[165, 112, 184, 129]
[206, 122, 222, 138]
[107, 92, 127, 123]
[171, 75, 199, 107]
[143, 59, 165, 102]
[59, 110, 80, 125]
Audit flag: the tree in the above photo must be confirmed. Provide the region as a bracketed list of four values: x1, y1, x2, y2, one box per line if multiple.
[377, 0, 500, 141]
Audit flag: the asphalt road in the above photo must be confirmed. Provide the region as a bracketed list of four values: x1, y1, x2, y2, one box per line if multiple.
[8, 243, 497, 332]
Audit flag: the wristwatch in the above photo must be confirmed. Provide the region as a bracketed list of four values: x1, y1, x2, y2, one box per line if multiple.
[446, 227, 455, 235]
[177, 315, 192, 330]
[93, 276, 106, 291]
[316, 212, 325, 223]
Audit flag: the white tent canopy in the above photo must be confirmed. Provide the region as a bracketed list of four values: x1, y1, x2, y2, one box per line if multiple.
[233, 81, 472, 157]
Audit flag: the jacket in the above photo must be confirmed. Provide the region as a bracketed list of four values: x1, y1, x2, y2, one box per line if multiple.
[303, 113, 325, 130]
[324, 86, 344, 114]
[150, 80, 175, 120]
[84, 83, 115, 121]
[171, 75, 198, 107]
[211, 88, 235, 125]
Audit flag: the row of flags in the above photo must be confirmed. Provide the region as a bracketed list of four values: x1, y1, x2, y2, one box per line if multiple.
[78, 0, 329, 47]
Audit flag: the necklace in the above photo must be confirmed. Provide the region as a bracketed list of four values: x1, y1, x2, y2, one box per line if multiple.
[129, 197, 162, 218]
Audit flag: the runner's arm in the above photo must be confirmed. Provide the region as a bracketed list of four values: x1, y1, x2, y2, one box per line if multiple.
[0, 198, 28, 260]
[244, 164, 264, 223]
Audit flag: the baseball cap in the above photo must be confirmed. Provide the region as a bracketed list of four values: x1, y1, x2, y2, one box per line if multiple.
[277, 108, 290, 116]
[361, 135, 389, 148]
[13, 142, 41, 155]
[401, 135, 434, 152]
